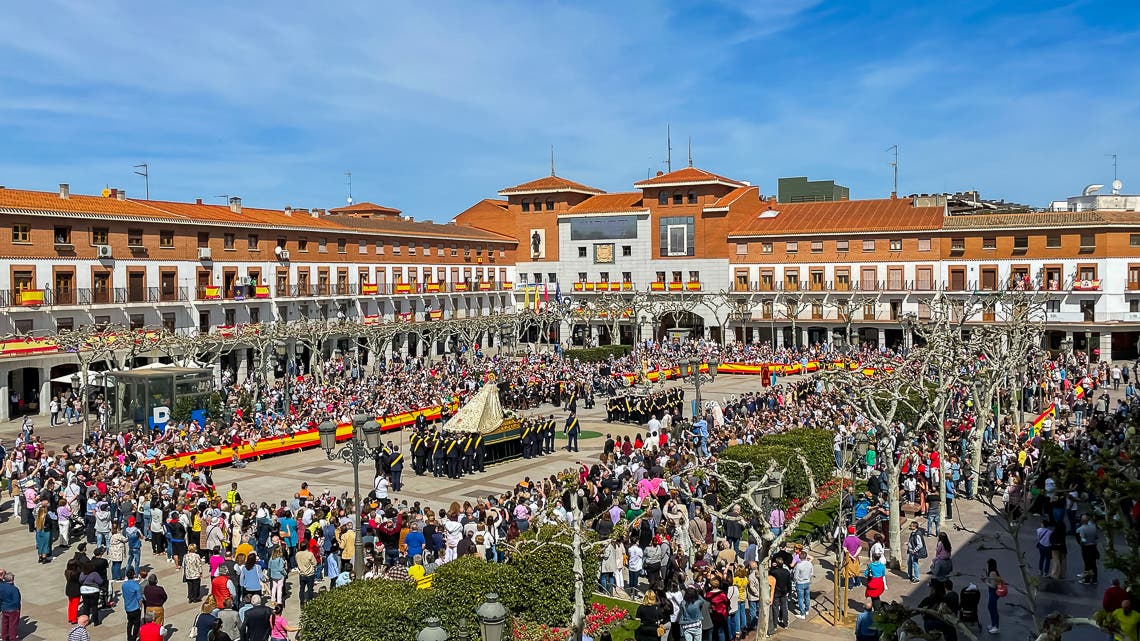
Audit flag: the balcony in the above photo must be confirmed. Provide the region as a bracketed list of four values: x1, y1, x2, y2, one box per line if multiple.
[51, 289, 76, 306]
[15, 289, 45, 306]
[157, 285, 188, 303]
[196, 286, 223, 301]
[1129, 281, 1140, 292]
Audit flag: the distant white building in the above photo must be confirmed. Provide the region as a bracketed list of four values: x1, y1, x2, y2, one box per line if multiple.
[1051, 180, 1140, 212]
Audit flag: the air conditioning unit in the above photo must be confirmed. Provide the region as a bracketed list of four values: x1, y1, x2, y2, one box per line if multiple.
[198, 247, 212, 261]
[96, 245, 113, 259]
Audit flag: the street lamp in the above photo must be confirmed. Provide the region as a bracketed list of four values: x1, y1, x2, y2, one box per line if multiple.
[476, 592, 509, 641]
[70, 372, 90, 442]
[416, 617, 450, 641]
[680, 356, 719, 417]
[318, 413, 382, 578]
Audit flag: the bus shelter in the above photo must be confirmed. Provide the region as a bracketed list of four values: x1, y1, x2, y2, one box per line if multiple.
[105, 366, 213, 431]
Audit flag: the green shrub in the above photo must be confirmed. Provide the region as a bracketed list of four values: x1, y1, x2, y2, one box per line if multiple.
[752, 429, 836, 485]
[172, 395, 196, 424]
[432, 556, 519, 632]
[299, 579, 428, 641]
[300, 534, 595, 640]
[508, 531, 600, 626]
[720, 429, 836, 501]
[564, 345, 633, 363]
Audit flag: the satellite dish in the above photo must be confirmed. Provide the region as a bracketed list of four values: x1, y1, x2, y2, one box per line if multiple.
[1112, 179, 1123, 194]
[274, 245, 283, 255]
[1082, 184, 1104, 196]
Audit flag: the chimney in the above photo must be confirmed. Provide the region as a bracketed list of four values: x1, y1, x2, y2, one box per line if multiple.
[228, 196, 242, 214]
[890, 191, 897, 199]
[310, 208, 324, 218]
[59, 183, 70, 199]
[110, 188, 118, 199]
[656, 170, 664, 177]
[284, 205, 293, 217]
[116, 190, 126, 201]
[195, 198, 203, 205]
[767, 196, 777, 205]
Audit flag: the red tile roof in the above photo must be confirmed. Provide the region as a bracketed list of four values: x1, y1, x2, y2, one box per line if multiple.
[728, 197, 945, 237]
[706, 186, 760, 209]
[0, 188, 178, 218]
[0, 187, 511, 242]
[566, 192, 645, 214]
[328, 201, 402, 215]
[498, 175, 604, 196]
[633, 166, 746, 189]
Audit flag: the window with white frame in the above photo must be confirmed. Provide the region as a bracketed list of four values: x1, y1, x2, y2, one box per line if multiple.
[659, 216, 695, 256]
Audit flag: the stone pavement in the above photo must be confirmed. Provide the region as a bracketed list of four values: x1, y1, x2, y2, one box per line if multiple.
[0, 373, 766, 640]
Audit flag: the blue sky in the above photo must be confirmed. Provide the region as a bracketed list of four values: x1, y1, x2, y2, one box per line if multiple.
[2, 1, 1139, 219]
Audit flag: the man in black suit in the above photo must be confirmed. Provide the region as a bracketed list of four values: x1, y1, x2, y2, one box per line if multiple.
[240, 594, 273, 641]
[564, 412, 580, 453]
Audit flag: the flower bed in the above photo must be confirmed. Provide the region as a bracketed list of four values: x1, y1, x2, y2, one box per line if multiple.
[510, 603, 629, 641]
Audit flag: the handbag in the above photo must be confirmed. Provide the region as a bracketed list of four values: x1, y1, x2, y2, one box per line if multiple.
[187, 614, 199, 639]
[995, 580, 1008, 598]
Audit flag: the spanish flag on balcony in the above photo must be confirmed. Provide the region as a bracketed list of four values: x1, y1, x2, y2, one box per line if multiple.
[18, 290, 44, 306]
[254, 285, 270, 299]
[1027, 403, 1056, 440]
[204, 286, 221, 300]
[361, 283, 378, 295]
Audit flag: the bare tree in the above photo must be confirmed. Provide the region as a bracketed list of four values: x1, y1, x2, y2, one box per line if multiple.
[780, 291, 812, 348]
[701, 290, 738, 346]
[676, 454, 819, 641]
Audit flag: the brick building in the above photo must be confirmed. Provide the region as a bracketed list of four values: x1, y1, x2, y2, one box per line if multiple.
[456, 168, 1140, 360]
[0, 184, 516, 420]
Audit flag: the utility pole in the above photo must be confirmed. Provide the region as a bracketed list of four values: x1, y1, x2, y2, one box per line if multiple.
[133, 163, 149, 200]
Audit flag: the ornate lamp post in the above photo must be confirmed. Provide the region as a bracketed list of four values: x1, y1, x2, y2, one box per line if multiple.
[416, 617, 450, 641]
[681, 356, 719, 417]
[70, 372, 90, 442]
[318, 413, 381, 577]
[476, 592, 509, 641]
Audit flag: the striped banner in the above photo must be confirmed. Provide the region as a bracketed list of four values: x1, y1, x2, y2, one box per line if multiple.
[153, 400, 460, 469]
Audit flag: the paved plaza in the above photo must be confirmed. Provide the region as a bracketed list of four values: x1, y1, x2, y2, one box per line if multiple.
[0, 373, 760, 641]
[0, 372, 1117, 641]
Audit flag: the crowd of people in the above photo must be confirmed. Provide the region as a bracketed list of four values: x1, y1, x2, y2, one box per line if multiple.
[2, 335, 1137, 641]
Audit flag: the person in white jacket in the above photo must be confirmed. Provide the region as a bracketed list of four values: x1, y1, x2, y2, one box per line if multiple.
[441, 514, 463, 563]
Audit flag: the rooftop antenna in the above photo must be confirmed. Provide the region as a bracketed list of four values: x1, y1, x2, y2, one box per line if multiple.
[550, 145, 556, 177]
[666, 124, 673, 173]
[345, 171, 353, 205]
[688, 137, 693, 168]
[215, 194, 230, 204]
[1108, 154, 1119, 182]
[133, 163, 149, 200]
[886, 144, 899, 195]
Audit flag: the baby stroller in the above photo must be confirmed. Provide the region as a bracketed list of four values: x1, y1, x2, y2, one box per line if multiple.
[958, 584, 982, 631]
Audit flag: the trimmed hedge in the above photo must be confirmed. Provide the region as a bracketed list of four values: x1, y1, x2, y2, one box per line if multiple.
[563, 345, 633, 362]
[719, 429, 835, 501]
[300, 531, 601, 640]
